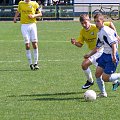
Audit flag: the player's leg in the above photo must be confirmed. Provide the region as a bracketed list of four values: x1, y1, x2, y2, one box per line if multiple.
[102, 73, 120, 91]
[109, 73, 120, 90]
[25, 43, 34, 70]
[31, 23, 39, 70]
[94, 53, 107, 97]
[101, 72, 120, 91]
[32, 42, 39, 70]
[82, 50, 103, 89]
[81, 59, 94, 89]
[91, 50, 107, 97]
[21, 24, 33, 70]
[95, 66, 107, 97]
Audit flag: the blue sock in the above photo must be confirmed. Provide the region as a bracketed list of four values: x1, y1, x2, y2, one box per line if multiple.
[96, 77, 106, 93]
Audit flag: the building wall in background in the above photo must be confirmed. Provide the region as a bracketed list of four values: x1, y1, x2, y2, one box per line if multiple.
[74, 0, 120, 13]
[74, 0, 120, 3]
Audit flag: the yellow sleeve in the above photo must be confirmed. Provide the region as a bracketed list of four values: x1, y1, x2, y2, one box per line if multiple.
[35, 2, 41, 13]
[77, 30, 84, 45]
[103, 22, 111, 27]
[17, 3, 20, 12]
[36, 2, 39, 8]
[17, 1, 22, 12]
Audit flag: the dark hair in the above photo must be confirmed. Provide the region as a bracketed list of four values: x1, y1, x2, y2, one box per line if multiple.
[79, 14, 90, 22]
[94, 13, 104, 20]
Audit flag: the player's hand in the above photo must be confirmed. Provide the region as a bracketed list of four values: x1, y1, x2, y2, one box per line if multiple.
[112, 55, 117, 63]
[117, 35, 120, 44]
[28, 14, 35, 19]
[71, 38, 76, 45]
[84, 54, 90, 59]
[13, 17, 17, 23]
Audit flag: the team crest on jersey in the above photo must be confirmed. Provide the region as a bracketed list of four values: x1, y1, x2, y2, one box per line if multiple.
[91, 32, 94, 35]
[29, 5, 32, 8]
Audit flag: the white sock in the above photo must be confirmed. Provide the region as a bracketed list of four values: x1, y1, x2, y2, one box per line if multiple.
[112, 80, 118, 84]
[84, 67, 94, 83]
[109, 73, 120, 82]
[96, 77, 106, 94]
[33, 48, 38, 65]
[26, 50, 32, 65]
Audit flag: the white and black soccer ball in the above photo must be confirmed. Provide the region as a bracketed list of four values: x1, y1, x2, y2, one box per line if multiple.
[84, 90, 97, 101]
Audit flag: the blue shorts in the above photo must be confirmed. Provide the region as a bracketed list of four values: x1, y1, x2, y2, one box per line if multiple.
[96, 52, 119, 74]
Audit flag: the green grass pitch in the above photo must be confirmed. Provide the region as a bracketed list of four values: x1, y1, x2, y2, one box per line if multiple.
[0, 21, 120, 120]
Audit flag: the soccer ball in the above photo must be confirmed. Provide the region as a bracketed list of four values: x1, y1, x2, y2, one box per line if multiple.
[84, 90, 97, 101]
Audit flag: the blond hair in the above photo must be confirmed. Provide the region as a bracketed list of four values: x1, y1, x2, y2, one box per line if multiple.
[79, 14, 90, 22]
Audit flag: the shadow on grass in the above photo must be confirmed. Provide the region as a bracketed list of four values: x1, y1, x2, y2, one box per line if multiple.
[26, 97, 83, 101]
[8, 91, 85, 102]
[0, 69, 35, 71]
[8, 91, 118, 102]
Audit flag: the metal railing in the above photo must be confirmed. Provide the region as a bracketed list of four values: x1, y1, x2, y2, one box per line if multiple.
[0, 5, 74, 20]
[0, 3, 120, 21]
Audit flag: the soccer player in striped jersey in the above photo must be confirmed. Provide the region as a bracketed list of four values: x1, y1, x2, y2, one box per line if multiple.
[14, 0, 42, 70]
[71, 14, 119, 97]
[87, 13, 120, 97]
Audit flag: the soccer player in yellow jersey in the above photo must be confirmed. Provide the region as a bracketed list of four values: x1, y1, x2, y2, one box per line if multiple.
[13, 0, 42, 70]
[71, 14, 119, 97]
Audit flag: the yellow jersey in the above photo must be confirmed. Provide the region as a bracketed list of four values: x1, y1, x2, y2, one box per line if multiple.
[18, 1, 40, 24]
[77, 22, 111, 50]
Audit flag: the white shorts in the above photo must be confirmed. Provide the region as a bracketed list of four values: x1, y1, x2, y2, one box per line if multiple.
[21, 23, 38, 44]
[88, 48, 103, 66]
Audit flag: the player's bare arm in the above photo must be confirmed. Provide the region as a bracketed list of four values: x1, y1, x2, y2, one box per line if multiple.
[28, 9, 42, 19]
[71, 38, 83, 47]
[13, 10, 20, 23]
[109, 22, 117, 31]
[109, 22, 120, 43]
[112, 43, 117, 63]
[28, 13, 42, 19]
[117, 36, 120, 43]
[84, 47, 99, 59]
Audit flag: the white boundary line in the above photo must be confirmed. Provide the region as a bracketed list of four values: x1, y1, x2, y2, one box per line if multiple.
[0, 40, 70, 43]
[0, 59, 73, 63]
[39, 59, 71, 62]
[0, 60, 21, 63]
[40, 41, 70, 43]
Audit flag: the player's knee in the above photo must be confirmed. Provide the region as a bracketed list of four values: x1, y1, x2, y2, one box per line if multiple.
[25, 43, 30, 50]
[32, 42, 38, 49]
[81, 61, 90, 70]
[102, 75, 109, 82]
[81, 63, 87, 70]
[95, 72, 101, 78]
